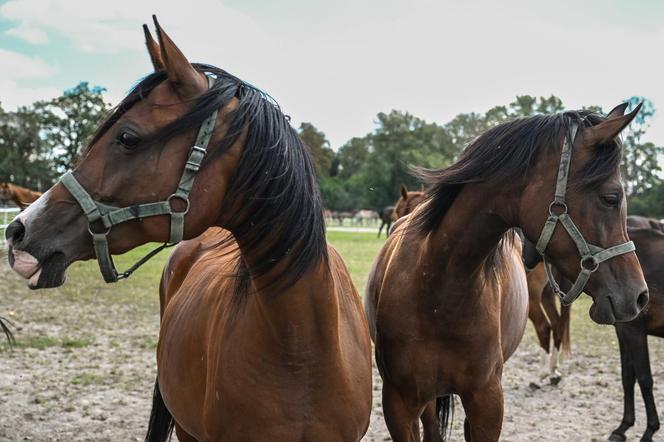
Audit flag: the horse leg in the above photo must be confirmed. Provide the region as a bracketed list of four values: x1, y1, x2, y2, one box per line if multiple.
[421, 400, 442, 442]
[383, 381, 422, 442]
[610, 324, 637, 441]
[527, 289, 551, 380]
[459, 377, 504, 442]
[541, 283, 562, 382]
[378, 221, 385, 238]
[386, 220, 391, 237]
[630, 324, 660, 441]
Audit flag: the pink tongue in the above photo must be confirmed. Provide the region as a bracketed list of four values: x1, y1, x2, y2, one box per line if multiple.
[28, 269, 41, 287]
[12, 249, 40, 279]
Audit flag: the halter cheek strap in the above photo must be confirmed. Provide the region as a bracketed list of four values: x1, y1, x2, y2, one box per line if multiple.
[60, 75, 218, 283]
[534, 121, 635, 305]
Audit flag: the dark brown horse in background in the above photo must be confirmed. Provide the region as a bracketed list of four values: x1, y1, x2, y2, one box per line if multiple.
[522, 237, 571, 384]
[366, 106, 647, 441]
[378, 205, 395, 238]
[392, 184, 425, 221]
[6, 18, 371, 441]
[0, 183, 42, 210]
[609, 215, 664, 442]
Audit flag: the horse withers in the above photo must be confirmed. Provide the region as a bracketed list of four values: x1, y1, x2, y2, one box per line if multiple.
[5, 17, 371, 441]
[366, 105, 647, 441]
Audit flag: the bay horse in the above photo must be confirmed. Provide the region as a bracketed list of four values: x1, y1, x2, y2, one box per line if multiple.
[0, 182, 42, 210]
[366, 105, 648, 441]
[522, 237, 571, 384]
[609, 215, 664, 442]
[378, 205, 395, 238]
[392, 184, 426, 221]
[5, 17, 371, 441]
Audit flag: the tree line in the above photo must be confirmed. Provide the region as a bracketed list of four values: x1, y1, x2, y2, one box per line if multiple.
[1, 86, 662, 217]
[302, 95, 663, 217]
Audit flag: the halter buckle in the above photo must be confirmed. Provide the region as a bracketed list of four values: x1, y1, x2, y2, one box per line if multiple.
[87, 222, 111, 236]
[548, 201, 568, 217]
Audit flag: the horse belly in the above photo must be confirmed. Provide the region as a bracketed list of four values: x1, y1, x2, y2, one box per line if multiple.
[500, 251, 529, 360]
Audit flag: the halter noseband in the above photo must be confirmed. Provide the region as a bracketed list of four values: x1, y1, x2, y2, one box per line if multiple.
[535, 121, 635, 305]
[60, 75, 218, 283]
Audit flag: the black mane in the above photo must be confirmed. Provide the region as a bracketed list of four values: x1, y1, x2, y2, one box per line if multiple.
[413, 110, 623, 233]
[90, 64, 327, 293]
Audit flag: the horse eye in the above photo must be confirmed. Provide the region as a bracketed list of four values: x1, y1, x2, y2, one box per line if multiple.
[117, 131, 141, 149]
[600, 193, 620, 207]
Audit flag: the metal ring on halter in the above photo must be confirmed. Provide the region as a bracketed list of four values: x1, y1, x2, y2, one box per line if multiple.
[167, 194, 190, 214]
[580, 255, 600, 273]
[87, 223, 111, 236]
[548, 201, 568, 216]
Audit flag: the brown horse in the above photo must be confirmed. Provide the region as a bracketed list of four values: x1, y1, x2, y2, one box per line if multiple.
[366, 106, 648, 441]
[0, 182, 42, 210]
[522, 237, 571, 384]
[392, 184, 426, 221]
[378, 206, 395, 238]
[5, 18, 371, 441]
[609, 216, 664, 442]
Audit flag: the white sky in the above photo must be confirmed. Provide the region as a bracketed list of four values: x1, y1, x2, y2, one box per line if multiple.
[1, 0, 663, 148]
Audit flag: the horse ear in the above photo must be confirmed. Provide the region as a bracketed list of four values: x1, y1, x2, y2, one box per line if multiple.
[400, 185, 408, 199]
[606, 102, 629, 118]
[143, 24, 164, 71]
[152, 15, 206, 99]
[583, 103, 642, 146]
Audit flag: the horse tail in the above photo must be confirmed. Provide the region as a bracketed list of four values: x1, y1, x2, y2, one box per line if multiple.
[0, 317, 15, 346]
[436, 395, 455, 441]
[560, 302, 572, 357]
[145, 378, 174, 442]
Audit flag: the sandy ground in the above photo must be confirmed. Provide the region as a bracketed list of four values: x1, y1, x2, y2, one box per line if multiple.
[1, 247, 664, 442]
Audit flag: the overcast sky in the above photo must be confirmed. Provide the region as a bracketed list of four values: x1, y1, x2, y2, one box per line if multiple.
[1, 0, 663, 149]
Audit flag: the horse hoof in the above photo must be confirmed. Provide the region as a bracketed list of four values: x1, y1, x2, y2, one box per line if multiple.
[608, 432, 626, 442]
[639, 435, 653, 442]
[549, 375, 562, 386]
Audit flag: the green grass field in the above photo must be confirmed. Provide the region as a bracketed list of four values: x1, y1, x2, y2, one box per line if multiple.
[49, 230, 385, 305]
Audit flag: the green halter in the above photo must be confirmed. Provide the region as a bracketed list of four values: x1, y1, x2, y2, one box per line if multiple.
[60, 75, 218, 283]
[535, 121, 635, 305]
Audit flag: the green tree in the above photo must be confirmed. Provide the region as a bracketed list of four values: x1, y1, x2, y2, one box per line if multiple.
[0, 105, 55, 189]
[619, 97, 661, 197]
[35, 82, 111, 173]
[298, 122, 334, 177]
[337, 137, 370, 179]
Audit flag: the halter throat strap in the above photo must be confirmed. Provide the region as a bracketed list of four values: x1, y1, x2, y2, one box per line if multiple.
[534, 121, 635, 305]
[60, 75, 219, 282]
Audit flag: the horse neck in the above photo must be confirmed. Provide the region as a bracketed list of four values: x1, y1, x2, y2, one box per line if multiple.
[422, 182, 516, 280]
[245, 254, 341, 352]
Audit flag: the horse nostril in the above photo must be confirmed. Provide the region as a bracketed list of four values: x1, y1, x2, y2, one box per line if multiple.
[637, 290, 649, 311]
[5, 220, 25, 244]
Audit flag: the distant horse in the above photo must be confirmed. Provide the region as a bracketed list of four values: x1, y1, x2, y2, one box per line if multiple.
[353, 209, 378, 226]
[521, 237, 571, 384]
[366, 105, 647, 441]
[609, 215, 664, 442]
[0, 183, 42, 210]
[377, 206, 394, 238]
[392, 184, 426, 221]
[6, 18, 371, 441]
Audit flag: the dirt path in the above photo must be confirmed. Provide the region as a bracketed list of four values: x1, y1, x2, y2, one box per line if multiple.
[1, 249, 663, 441]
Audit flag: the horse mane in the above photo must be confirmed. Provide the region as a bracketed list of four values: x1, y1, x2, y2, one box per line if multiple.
[412, 110, 622, 234]
[410, 110, 622, 275]
[88, 64, 327, 294]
